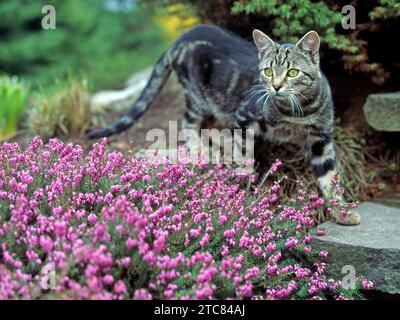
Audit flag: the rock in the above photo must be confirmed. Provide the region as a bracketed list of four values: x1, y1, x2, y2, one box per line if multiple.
[363, 92, 400, 132]
[311, 201, 400, 294]
[376, 191, 400, 208]
[91, 68, 153, 112]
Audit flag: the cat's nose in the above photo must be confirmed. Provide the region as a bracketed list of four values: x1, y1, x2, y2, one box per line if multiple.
[273, 84, 283, 92]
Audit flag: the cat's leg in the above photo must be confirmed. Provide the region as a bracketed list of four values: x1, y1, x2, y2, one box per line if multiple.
[180, 96, 204, 158]
[231, 114, 258, 175]
[309, 135, 361, 225]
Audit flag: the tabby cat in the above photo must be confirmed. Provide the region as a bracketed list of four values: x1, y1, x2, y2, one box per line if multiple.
[87, 24, 361, 225]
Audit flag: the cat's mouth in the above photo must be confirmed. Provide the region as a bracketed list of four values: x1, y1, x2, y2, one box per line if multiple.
[271, 91, 288, 100]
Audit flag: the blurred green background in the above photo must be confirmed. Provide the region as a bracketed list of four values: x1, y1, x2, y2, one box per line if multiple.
[0, 0, 196, 93]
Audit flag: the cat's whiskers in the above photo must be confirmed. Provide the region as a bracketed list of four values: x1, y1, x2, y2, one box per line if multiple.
[294, 94, 303, 117]
[247, 88, 266, 101]
[255, 92, 269, 109]
[287, 92, 303, 117]
[259, 93, 270, 114]
[287, 90, 304, 117]
[287, 94, 296, 117]
[291, 89, 309, 104]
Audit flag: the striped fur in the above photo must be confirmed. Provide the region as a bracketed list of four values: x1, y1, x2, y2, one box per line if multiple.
[86, 25, 360, 225]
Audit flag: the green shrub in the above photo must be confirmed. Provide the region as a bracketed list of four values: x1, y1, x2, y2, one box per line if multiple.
[0, 76, 29, 141]
[0, 0, 170, 91]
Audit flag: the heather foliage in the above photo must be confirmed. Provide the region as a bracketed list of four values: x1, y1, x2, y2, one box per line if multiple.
[0, 138, 372, 299]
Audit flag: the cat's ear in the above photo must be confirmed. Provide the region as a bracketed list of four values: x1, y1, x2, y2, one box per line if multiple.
[253, 29, 275, 56]
[296, 31, 320, 63]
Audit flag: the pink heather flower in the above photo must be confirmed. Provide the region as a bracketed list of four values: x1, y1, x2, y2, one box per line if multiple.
[267, 264, 279, 276]
[0, 138, 368, 300]
[304, 246, 312, 253]
[113, 280, 127, 294]
[110, 185, 121, 193]
[189, 229, 200, 238]
[318, 251, 329, 258]
[295, 266, 310, 279]
[53, 206, 63, 217]
[239, 236, 250, 248]
[223, 229, 235, 239]
[39, 236, 54, 252]
[120, 257, 131, 268]
[115, 225, 124, 234]
[54, 221, 67, 237]
[134, 289, 152, 300]
[234, 276, 243, 287]
[266, 243, 277, 252]
[199, 234, 209, 247]
[75, 209, 86, 220]
[87, 214, 98, 225]
[195, 286, 214, 299]
[126, 238, 136, 249]
[194, 213, 204, 223]
[238, 283, 253, 298]
[197, 267, 217, 283]
[218, 215, 228, 224]
[88, 277, 103, 293]
[269, 194, 278, 202]
[153, 232, 168, 253]
[316, 229, 326, 236]
[270, 159, 283, 173]
[143, 251, 156, 265]
[245, 267, 260, 280]
[221, 245, 229, 256]
[285, 237, 298, 249]
[303, 234, 312, 244]
[103, 275, 114, 285]
[164, 290, 174, 298]
[361, 280, 374, 290]
[270, 252, 283, 265]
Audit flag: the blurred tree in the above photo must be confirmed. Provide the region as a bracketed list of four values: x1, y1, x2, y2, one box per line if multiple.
[0, 0, 169, 90]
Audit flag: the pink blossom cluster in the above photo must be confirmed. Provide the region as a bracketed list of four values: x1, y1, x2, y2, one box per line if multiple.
[0, 137, 370, 299]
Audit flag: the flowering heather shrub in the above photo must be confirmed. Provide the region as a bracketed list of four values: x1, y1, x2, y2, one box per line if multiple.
[0, 138, 372, 300]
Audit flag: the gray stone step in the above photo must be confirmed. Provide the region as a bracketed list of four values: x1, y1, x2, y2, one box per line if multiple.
[363, 92, 400, 132]
[311, 201, 400, 294]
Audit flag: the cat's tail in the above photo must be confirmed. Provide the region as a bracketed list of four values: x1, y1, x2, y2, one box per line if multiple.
[86, 49, 175, 139]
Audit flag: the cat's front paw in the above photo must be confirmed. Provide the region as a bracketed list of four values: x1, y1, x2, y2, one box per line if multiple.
[331, 210, 361, 226]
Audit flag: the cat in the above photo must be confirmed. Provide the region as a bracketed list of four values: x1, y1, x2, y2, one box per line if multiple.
[86, 24, 361, 225]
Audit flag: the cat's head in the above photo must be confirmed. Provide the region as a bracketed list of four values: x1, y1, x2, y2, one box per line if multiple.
[252, 29, 321, 107]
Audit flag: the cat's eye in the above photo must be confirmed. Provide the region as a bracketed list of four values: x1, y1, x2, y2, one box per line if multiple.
[287, 69, 299, 78]
[263, 68, 273, 77]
